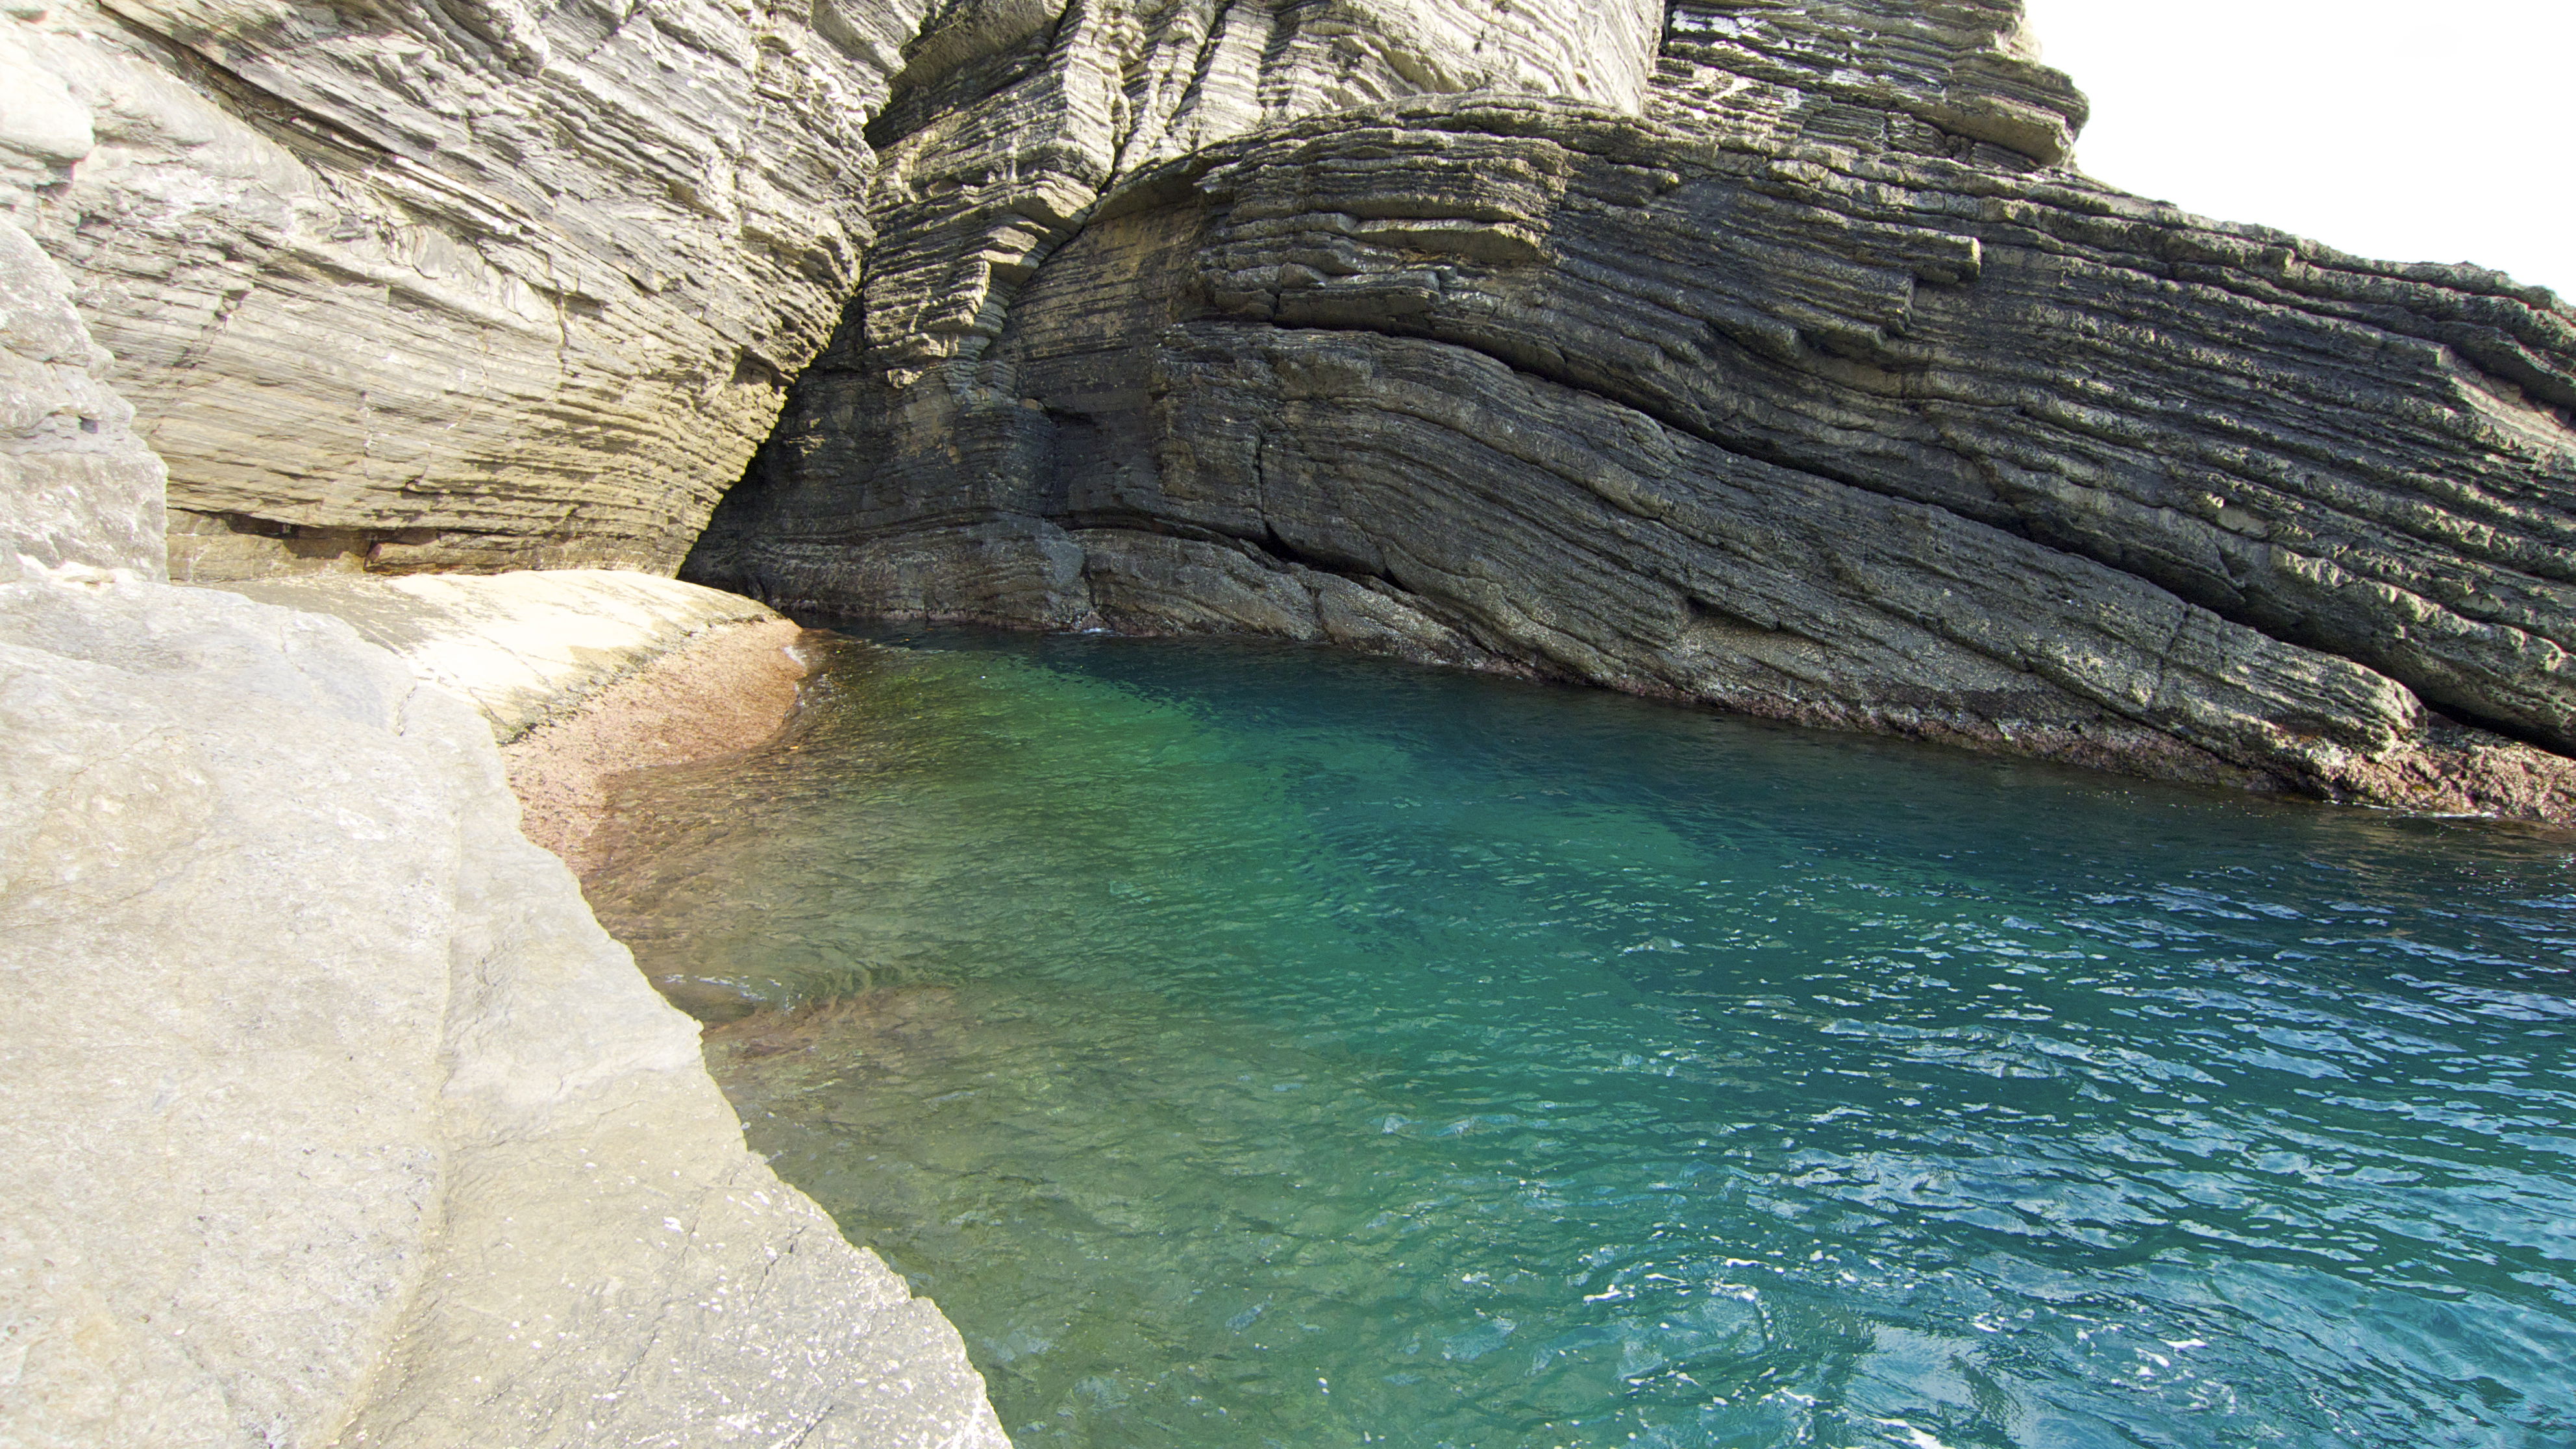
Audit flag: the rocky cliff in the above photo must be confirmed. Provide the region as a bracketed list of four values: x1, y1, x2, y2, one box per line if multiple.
[4, 0, 900, 575]
[1, 227, 1005, 1448]
[2, 577, 1010, 1449]
[682, 5, 2576, 819]
[20, 0, 2571, 814]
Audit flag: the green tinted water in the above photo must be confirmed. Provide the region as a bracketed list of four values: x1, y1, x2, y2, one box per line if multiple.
[584, 631, 2576, 1448]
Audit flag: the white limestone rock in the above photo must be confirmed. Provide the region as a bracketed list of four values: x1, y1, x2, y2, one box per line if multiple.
[208, 568, 788, 740]
[0, 576, 1009, 1449]
[0, 217, 163, 580]
[0, 256, 1005, 1448]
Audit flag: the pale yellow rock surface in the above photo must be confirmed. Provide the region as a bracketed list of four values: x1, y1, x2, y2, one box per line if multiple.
[0, 576, 1009, 1449]
[208, 569, 789, 741]
[0, 229, 1006, 1448]
[0, 217, 162, 581]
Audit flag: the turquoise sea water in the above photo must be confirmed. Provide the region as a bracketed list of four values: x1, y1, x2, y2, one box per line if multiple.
[584, 630, 2576, 1449]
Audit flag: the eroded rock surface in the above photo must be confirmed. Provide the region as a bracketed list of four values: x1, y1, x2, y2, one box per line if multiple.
[0, 576, 1008, 1449]
[0, 217, 163, 580]
[14, 0, 2576, 815]
[5, 0, 904, 575]
[3, 0, 1662, 578]
[208, 568, 789, 739]
[690, 76, 2576, 819]
[1652, 0, 2086, 168]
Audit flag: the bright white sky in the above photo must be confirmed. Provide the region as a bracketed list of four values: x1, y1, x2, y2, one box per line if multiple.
[2018, 0, 2574, 298]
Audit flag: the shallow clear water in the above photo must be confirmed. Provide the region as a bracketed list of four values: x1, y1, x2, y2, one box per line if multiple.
[584, 630, 2576, 1449]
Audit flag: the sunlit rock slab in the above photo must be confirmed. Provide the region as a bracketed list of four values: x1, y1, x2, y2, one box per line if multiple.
[0, 218, 163, 581]
[206, 569, 785, 741]
[0, 577, 1009, 1449]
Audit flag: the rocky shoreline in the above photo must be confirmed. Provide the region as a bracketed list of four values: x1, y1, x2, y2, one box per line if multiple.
[206, 571, 822, 873]
[9, 0, 2576, 1439]
[504, 617, 815, 873]
[0, 569, 1008, 1449]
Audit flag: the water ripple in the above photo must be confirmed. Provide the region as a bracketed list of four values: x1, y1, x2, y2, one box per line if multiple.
[586, 630, 2576, 1448]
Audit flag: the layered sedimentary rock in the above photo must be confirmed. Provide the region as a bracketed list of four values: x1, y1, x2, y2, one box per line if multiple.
[1652, 0, 2086, 168]
[691, 27, 2576, 817]
[845, 0, 1660, 390]
[3, 0, 908, 575]
[15, 0, 2575, 811]
[204, 567, 817, 867]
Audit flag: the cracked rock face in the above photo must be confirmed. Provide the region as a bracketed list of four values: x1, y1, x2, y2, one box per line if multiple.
[11, 0, 2576, 817]
[1, 0, 1661, 579]
[678, 6, 2576, 819]
[5, 0, 906, 576]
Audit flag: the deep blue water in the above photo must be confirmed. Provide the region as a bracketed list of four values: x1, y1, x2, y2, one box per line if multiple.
[584, 630, 2576, 1448]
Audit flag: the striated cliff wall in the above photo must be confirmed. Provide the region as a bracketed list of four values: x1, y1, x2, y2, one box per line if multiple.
[12, 0, 2575, 816]
[684, 9, 2576, 820]
[2, 576, 1010, 1449]
[0, 0, 1659, 580]
[3, 0, 906, 576]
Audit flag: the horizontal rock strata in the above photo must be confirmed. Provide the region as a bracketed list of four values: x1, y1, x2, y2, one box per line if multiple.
[1652, 0, 2086, 169]
[5, 0, 1665, 579]
[691, 90, 2576, 819]
[5, 0, 908, 575]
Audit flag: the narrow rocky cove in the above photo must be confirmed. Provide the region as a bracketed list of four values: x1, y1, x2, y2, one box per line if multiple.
[586, 628, 2576, 1447]
[4, 0, 2574, 1444]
